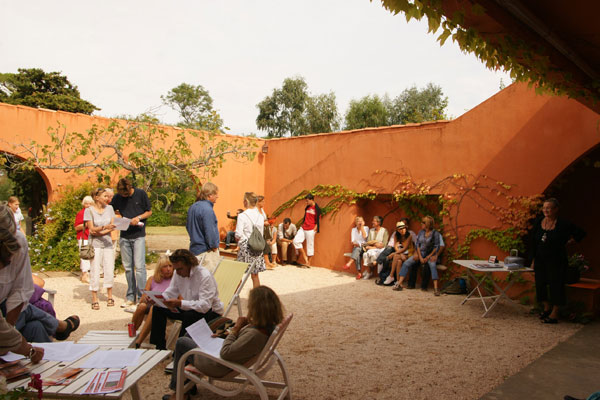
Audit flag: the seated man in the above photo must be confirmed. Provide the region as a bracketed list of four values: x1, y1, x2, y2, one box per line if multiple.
[276, 218, 297, 264]
[0, 205, 79, 343]
[224, 209, 243, 249]
[361, 216, 389, 280]
[149, 249, 223, 350]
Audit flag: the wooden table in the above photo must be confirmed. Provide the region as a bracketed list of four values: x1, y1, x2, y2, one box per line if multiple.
[453, 259, 533, 317]
[6, 347, 170, 399]
[77, 330, 137, 348]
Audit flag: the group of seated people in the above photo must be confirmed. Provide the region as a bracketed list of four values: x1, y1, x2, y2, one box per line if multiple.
[343, 215, 445, 296]
[1, 204, 81, 364]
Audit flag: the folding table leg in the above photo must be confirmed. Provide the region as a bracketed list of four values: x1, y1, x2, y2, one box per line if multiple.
[130, 383, 141, 400]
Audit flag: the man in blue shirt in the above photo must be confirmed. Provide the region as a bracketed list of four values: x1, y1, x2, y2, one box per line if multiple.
[186, 182, 220, 272]
[111, 178, 152, 307]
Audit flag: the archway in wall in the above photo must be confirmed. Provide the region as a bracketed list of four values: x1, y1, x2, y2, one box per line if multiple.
[0, 152, 49, 233]
[544, 143, 600, 280]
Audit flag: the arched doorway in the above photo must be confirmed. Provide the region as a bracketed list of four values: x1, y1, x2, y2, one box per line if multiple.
[544, 143, 600, 280]
[0, 152, 49, 233]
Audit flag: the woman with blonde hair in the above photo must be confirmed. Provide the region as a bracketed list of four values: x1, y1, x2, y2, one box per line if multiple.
[164, 285, 285, 400]
[84, 188, 116, 309]
[75, 195, 95, 283]
[130, 254, 174, 348]
[235, 192, 266, 288]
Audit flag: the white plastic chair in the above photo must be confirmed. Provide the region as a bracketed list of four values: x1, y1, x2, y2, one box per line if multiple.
[175, 313, 294, 400]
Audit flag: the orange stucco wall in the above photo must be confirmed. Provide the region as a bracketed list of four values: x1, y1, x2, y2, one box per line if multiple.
[1, 83, 599, 275]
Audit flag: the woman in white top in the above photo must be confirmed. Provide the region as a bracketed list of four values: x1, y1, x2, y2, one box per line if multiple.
[84, 188, 116, 310]
[7, 196, 25, 234]
[257, 195, 276, 270]
[343, 216, 369, 279]
[236, 192, 266, 288]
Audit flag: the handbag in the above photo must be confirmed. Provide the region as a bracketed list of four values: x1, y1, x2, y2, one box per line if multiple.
[79, 238, 95, 260]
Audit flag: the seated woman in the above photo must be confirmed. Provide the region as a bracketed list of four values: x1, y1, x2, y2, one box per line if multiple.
[163, 285, 284, 400]
[394, 216, 442, 295]
[386, 222, 414, 288]
[342, 216, 369, 279]
[149, 249, 223, 351]
[130, 254, 174, 348]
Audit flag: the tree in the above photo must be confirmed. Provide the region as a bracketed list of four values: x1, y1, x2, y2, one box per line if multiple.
[344, 95, 390, 130]
[387, 83, 448, 125]
[7, 120, 256, 210]
[161, 83, 224, 132]
[256, 76, 340, 137]
[0, 68, 99, 114]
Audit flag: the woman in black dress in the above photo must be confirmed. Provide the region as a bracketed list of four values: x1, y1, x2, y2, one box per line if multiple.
[527, 198, 585, 323]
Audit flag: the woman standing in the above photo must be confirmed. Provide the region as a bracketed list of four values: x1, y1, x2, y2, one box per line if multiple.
[84, 188, 116, 310]
[236, 192, 266, 288]
[527, 198, 585, 324]
[74, 196, 94, 283]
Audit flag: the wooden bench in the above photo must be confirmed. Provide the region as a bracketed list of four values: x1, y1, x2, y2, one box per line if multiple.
[567, 278, 600, 316]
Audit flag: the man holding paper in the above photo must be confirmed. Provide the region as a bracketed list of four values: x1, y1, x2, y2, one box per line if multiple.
[149, 249, 223, 350]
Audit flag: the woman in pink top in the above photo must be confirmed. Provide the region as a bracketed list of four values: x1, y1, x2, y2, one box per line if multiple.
[131, 255, 174, 348]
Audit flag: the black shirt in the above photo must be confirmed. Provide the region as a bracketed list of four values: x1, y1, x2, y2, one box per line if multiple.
[110, 188, 151, 239]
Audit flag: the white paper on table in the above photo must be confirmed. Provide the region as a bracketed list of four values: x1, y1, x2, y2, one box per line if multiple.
[34, 342, 98, 362]
[143, 290, 179, 313]
[80, 349, 141, 368]
[113, 217, 132, 231]
[185, 318, 224, 359]
[1, 352, 25, 362]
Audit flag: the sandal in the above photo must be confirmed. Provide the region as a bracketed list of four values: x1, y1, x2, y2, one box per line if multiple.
[92, 302, 100, 310]
[56, 315, 80, 340]
[538, 310, 551, 320]
[107, 298, 115, 307]
[543, 316, 558, 324]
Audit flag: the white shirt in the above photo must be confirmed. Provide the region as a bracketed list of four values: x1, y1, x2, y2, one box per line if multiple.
[277, 223, 297, 240]
[351, 226, 369, 247]
[235, 208, 264, 241]
[163, 265, 224, 314]
[14, 208, 24, 225]
[0, 231, 34, 314]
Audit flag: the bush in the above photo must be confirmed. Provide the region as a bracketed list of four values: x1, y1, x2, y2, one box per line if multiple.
[147, 209, 171, 226]
[29, 183, 93, 272]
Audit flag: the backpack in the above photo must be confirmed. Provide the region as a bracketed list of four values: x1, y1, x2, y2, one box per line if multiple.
[244, 213, 266, 253]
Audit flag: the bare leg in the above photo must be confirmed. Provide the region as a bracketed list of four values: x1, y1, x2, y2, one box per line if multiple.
[132, 302, 148, 330]
[135, 306, 154, 346]
[549, 304, 559, 319]
[297, 248, 309, 265]
[251, 273, 260, 288]
[107, 287, 113, 301]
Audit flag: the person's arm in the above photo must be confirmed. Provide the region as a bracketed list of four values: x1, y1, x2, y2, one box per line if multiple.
[5, 302, 26, 325]
[0, 316, 44, 363]
[130, 190, 152, 226]
[178, 271, 219, 313]
[5, 233, 34, 318]
[220, 325, 268, 362]
[235, 213, 246, 241]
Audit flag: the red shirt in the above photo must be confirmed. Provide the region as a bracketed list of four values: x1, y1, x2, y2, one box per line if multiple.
[75, 208, 89, 240]
[302, 205, 317, 231]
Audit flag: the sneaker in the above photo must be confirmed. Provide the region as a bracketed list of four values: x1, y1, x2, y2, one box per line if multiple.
[383, 276, 395, 285]
[124, 306, 136, 313]
[393, 283, 403, 291]
[434, 290, 441, 296]
[362, 272, 372, 280]
[121, 300, 135, 308]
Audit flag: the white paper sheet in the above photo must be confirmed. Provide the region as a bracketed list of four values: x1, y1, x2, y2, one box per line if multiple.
[185, 318, 224, 359]
[36, 342, 98, 362]
[80, 349, 141, 368]
[143, 290, 179, 312]
[113, 217, 132, 231]
[1, 352, 25, 362]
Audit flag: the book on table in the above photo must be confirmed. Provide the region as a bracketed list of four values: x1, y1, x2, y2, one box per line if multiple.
[0, 360, 30, 382]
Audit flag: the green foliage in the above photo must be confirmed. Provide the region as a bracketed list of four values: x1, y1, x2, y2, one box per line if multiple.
[377, 0, 600, 107]
[344, 83, 448, 130]
[28, 183, 93, 271]
[147, 209, 171, 226]
[0, 174, 15, 201]
[387, 83, 448, 124]
[256, 76, 340, 137]
[457, 228, 525, 259]
[161, 83, 224, 132]
[0, 68, 99, 114]
[0, 154, 48, 219]
[9, 119, 256, 212]
[344, 95, 390, 130]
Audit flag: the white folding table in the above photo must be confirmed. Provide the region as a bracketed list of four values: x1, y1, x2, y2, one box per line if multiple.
[453, 259, 533, 317]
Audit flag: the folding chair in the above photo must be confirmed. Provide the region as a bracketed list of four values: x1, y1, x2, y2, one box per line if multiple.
[175, 313, 294, 400]
[165, 258, 250, 350]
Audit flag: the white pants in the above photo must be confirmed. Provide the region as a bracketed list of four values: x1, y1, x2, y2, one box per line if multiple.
[363, 248, 383, 266]
[78, 239, 91, 273]
[196, 250, 221, 274]
[90, 246, 115, 291]
[293, 228, 316, 257]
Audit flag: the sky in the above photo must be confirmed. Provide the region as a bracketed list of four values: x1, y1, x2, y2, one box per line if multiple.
[1, 0, 511, 135]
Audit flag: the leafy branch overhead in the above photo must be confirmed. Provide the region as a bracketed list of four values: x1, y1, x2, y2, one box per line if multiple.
[7, 120, 257, 204]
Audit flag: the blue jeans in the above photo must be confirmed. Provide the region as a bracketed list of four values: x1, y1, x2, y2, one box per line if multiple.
[16, 304, 58, 343]
[120, 236, 147, 302]
[399, 256, 439, 281]
[225, 231, 237, 246]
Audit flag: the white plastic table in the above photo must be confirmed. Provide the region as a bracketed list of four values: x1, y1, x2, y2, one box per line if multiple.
[453, 259, 533, 317]
[6, 346, 170, 399]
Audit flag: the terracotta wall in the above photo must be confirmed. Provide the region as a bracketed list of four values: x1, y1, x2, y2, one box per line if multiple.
[1, 83, 599, 274]
[0, 104, 265, 231]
